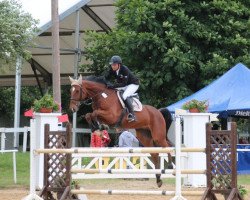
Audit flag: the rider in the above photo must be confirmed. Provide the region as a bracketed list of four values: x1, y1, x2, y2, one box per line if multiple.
[104, 55, 139, 122]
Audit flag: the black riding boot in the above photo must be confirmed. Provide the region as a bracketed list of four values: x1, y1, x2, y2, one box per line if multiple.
[124, 98, 136, 122]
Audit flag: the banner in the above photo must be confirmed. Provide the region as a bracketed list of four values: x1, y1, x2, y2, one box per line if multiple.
[237, 145, 250, 174]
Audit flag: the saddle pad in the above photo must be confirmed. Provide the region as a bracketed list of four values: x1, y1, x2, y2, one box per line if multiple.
[117, 91, 142, 112]
[132, 98, 143, 111]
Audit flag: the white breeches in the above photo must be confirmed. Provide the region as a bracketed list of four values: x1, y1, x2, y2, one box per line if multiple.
[117, 84, 139, 100]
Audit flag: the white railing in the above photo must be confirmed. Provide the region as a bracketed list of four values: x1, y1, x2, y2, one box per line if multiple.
[0, 127, 30, 152]
[0, 127, 27, 184]
[71, 152, 188, 179]
[0, 127, 92, 152]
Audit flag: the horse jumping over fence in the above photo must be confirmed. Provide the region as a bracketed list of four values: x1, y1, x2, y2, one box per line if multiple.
[69, 75, 173, 187]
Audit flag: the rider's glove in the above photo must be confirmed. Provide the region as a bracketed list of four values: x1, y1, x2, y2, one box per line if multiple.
[107, 83, 114, 89]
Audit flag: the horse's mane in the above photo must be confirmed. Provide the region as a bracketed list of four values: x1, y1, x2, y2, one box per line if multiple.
[84, 75, 107, 85]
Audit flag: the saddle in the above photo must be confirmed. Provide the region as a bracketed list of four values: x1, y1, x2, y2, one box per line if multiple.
[117, 91, 143, 112]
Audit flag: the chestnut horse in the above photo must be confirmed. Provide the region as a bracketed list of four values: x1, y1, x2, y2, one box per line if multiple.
[69, 75, 173, 187]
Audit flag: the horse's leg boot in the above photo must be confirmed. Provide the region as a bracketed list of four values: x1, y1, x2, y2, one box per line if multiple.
[125, 98, 136, 122]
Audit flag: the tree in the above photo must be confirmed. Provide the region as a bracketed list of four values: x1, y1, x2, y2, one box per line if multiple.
[0, 0, 37, 124]
[0, 0, 37, 67]
[83, 0, 250, 107]
[0, 86, 71, 125]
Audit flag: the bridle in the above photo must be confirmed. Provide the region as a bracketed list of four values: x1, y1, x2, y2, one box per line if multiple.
[70, 84, 88, 107]
[70, 84, 114, 108]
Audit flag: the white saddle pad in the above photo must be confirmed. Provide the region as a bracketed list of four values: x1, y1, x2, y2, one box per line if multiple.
[117, 91, 143, 112]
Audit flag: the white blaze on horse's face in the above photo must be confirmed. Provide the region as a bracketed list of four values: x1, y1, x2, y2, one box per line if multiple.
[69, 85, 80, 112]
[69, 75, 83, 112]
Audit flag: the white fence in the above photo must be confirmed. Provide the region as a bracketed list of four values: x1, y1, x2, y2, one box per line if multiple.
[0, 127, 27, 183]
[0, 127, 30, 152]
[71, 152, 188, 179]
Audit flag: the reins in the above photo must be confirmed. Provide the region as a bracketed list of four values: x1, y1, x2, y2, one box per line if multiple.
[70, 83, 117, 107]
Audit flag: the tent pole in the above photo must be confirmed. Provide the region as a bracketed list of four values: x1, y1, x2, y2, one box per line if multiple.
[14, 56, 22, 149]
[72, 9, 80, 147]
[51, 0, 61, 109]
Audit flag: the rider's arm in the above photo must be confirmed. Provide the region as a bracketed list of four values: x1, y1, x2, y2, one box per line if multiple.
[103, 68, 112, 81]
[113, 67, 129, 88]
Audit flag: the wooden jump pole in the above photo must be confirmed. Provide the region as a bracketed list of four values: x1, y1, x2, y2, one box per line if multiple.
[71, 189, 204, 196]
[35, 147, 205, 154]
[71, 168, 206, 174]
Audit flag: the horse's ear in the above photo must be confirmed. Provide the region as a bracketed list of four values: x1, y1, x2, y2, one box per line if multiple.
[78, 74, 82, 85]
[69, 76, 74, 84]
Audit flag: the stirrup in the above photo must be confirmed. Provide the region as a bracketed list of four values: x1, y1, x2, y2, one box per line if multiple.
[127, 113, 136, 122]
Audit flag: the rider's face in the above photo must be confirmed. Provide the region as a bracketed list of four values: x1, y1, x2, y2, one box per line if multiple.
[111, 63, 120, 71]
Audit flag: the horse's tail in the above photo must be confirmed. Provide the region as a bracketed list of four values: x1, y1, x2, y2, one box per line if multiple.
[159, 108, 173, 144]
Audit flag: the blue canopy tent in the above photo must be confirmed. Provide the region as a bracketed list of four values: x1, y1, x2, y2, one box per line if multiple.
[167, 63, 250, 118]
[167, 63, 250, 174]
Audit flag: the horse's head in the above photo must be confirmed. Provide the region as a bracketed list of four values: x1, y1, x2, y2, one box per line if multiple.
[69, 75, 87, 112]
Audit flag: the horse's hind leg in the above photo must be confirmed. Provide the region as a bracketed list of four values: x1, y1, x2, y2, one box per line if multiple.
[154, 138, 173, 169]
[150, 152, 163, 188]
[151, 130, 174, 187]
[135, 129, 163, 188]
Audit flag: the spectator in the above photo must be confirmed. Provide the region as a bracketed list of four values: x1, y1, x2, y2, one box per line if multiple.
[116, 128, 139, 147]
[91, 124, 111, 169]
[91, 124, 111, 147]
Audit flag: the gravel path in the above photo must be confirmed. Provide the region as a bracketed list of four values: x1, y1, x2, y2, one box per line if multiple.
[0, 179, 248, 200]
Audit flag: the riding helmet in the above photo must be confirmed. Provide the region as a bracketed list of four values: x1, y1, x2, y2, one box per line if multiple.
[109, 55, 122, 65]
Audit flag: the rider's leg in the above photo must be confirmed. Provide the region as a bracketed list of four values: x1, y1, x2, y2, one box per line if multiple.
[122, 84, 139, 100]
[122, 84, 139, 122]
[124, 97, 136, 122]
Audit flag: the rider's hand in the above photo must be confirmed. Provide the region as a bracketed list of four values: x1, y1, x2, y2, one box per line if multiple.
[107, 83, 114, 89]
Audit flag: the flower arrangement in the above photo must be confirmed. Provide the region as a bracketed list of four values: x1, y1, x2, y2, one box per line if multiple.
[33, 94, 60, 113]
[182, 99, 208, 113]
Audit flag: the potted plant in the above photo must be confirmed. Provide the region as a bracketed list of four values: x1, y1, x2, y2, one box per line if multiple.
[33, 94, 60, 113]
[182, 99, 208, 113]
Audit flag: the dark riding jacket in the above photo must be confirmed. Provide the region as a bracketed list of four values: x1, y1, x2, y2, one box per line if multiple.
[104, 65, 139, 88]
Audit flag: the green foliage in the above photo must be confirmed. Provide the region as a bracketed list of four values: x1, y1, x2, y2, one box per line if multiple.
[33, 94, 60, 112]
[0, 0, 38, 67]
[238, 185, 248, 198]
[82, 0, 250, 107]
[0, 87, 15, 119]
[0, 86, 74, 126]
[182, 99, 208, 112]
[0, 86, 40, 121]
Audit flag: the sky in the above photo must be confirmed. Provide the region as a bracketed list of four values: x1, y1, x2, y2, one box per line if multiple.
[17, 0, 82, 27]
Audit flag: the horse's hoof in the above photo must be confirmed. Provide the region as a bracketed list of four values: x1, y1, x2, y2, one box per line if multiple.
[157, 180, 163, 188]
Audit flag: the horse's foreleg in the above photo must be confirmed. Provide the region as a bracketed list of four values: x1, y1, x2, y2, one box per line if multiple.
[85, 110, 109, 131]
[85, 113, 99, 131]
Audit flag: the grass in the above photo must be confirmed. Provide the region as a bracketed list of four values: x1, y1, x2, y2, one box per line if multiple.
[238, 174, 250, 185]
[0, 152, 249, 190]
[0, 152, 29, 188]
